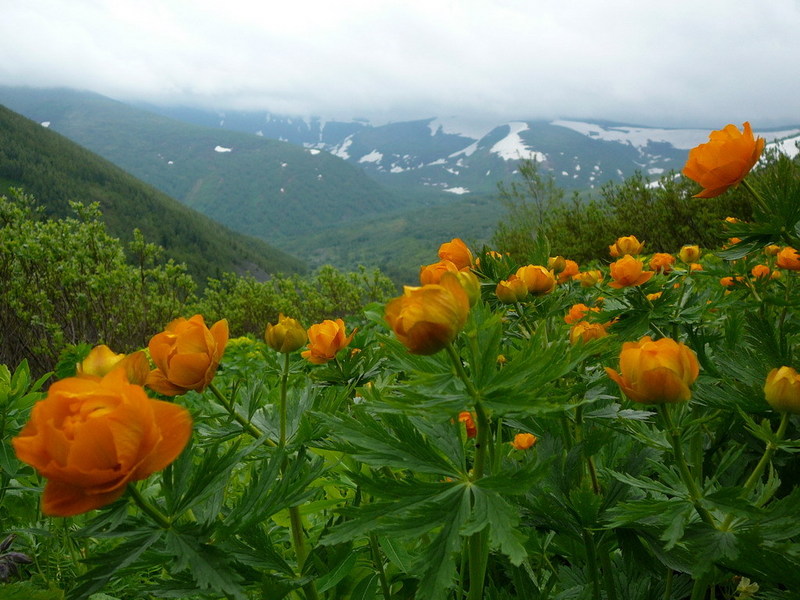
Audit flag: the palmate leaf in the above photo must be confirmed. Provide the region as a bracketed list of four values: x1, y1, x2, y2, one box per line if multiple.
[163, 529, 246, 599]
[463, 485, 527, 566]
[69, 531, 163, 600]
[319, 410, 462, 476]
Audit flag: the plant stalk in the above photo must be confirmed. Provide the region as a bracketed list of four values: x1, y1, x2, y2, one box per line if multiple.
[128, 483, 172, 529]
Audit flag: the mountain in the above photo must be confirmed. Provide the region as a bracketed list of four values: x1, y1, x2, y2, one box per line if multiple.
[0, 87, 401, 243]
[0, 103, 305, 280]
[138, 105, 800, 197]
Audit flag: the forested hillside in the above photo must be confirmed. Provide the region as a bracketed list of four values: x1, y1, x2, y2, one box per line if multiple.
[0, 103, 305, 279]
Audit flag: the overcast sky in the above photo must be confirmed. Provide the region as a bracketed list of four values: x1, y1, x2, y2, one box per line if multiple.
[1, 0, 799, 128]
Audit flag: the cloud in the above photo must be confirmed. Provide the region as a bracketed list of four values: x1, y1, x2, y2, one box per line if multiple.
[1, 0, 799, 127]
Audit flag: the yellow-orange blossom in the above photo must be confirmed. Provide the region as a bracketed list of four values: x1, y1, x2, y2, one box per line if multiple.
[682, 122, 765, 198]
[13, 369, 192, 516]
[605, 336, 700, 404]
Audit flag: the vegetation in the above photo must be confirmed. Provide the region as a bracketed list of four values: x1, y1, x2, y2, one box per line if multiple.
[0, 189, 394, 376]
[0, 103, 305, 280]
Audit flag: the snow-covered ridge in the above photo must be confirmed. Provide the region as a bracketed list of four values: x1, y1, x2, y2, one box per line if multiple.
[552, 120, 800, 151]
[491, 122, 546, 162]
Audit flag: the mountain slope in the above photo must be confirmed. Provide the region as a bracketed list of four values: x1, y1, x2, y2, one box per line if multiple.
[143, 105, 800, 197]
[0, 103, 305, 279]
[0, 87, 400, 241]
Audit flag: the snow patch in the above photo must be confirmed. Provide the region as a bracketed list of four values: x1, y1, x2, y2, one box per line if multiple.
[491, 122, 546, 162]
[770, 134, 800, 159]
[307, 148, 321, 155]
[444, 187, 470, 195]
[214, 146, 232, 153]
[450, 140, 479, 158]
[427, 117, 495, 140]
[552, 120, 800, 151]
[359, 150, 383, 163]
[41, 121, 50, 128]
[331, 137, 352, 159]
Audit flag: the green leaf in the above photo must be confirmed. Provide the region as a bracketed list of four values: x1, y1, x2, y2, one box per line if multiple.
[349, 572, 379, 600]
[0, 582, 65, 600]
[164, 530, 246, 599]
[466, 486, 527, 565]
[315, 549, 359, 593]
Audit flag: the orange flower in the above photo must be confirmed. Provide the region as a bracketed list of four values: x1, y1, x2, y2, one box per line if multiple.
[646, 292, 663, 301]
[12, 369, 192, 516]
[265, 314, 307, 353]
[458, 411, 477, 438]
[690, 263, 704, 272]
[385, 272, 470, 355]
[605, 336, 700, 404]
[609, 255, 654, 289]
[678, 245, 701, 263]
[515, 265, 556, 295]
[547, 255, 567, 273]
[77, 345, 149, 385]
[649, 253, 675, 274]
[610, 236, 645, 257]
[764, 366, 800, 414]
[682, 122, 765, 198]
[558, 259, 580, 283]
[569, 321, 608, 345]
[751, 264, 771, 280]
[777, 247, 800, 270]
[564, 303, 599, 325]
[419, 259, 459, 285]
[573, 270, 604, 287]
[764, 244, 781, 257]
[719, 276, 744, 287]
[146, 315, 228, 396]
[495, 275, 528, 304]
[511, 433, 537, 450]
[438, 238, 473, 270]
[302, 319, 356, 364]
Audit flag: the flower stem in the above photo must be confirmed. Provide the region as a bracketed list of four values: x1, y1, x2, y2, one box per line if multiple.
[279, 352, 290, 447]
[445, 343, 490, 600]
[582, 529, 602, 600]
[741, 178, 770, 216]
[209, 382, 276, 447]
[369, 533, 392, 600]
[128, 483, 172, 529]
[659, 405, 717, 528]
[722, 411, 790, 529]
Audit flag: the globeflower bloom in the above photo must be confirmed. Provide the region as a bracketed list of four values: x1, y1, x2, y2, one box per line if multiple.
[564, 303, 599, 325]
[557, 259, 580, 283]
[302, 319, 356, 364]
[610, 236, 645, 257]
[265, 314, 307, 353]
[438, 238, 473, 271]
[419, 259, 459, 285]
[649, 253, 675, 274]
[764, 366, 800, 414]
[147, 315, 229, 396]
[495, 275, 528, 304]
[777, 247, 800, 270]
[385, 272, 470, 355]
[516, 265, 556, 295]
[12, 369, 192, 517]
[573, 270, 603, 287]
[569, 321, 608, 345]
[77, 345, 149, 385]
[682, 122, 765, 198]
[751, 264, 771, 280]
[609, 255, 654, 289]
[605, 336, 700, 404]
[511, 432, 537, 450]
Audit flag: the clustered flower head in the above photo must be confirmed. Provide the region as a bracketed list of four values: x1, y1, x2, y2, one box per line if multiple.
[682, 122, 765, 198]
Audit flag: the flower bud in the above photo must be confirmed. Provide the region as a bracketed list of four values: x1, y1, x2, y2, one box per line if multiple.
[455, 270, 481, 306]
[265, 314, 307, 353]
[569, 321, 608, 345]
[678, 245, 701, 263]
[610, 236, 645, 256]
[511, 433, 537, 450]
[573, 270, 603, 287]
[751, 264, 771, 280]
[547, 255, 566, 273]
[764, 366, 800, 414]
[458, 411, 477, 438]
[302, 319, 356, 364]
[764, 244, 781, 257]
[495, 276, 528, 304]
[649, 253, 675, 274]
